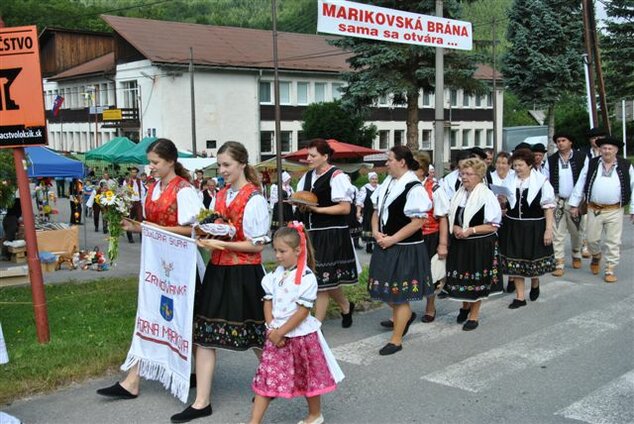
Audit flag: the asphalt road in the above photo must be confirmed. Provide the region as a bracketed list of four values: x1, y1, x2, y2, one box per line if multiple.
[2, 204, 633, 424]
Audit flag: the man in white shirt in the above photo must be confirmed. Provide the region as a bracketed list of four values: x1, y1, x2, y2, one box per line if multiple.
[544, 133, 589, 276]
[123, 167, 146, 243]
[569, 136, 634, 283]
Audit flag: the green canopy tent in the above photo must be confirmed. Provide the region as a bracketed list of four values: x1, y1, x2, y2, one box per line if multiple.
[113, 137, 194, 164]
[85, 137, 136, 162]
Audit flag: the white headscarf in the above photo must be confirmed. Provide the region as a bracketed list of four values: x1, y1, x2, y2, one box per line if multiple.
[368, 172, 378, 180]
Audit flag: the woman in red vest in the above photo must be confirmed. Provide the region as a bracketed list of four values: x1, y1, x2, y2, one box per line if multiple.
[97, 138, 203, 400]
[171, 141, 270, 423]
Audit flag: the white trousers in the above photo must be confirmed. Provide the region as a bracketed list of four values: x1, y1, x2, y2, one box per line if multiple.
[552, 198, 583, 260]
[586, 207, 624, 267]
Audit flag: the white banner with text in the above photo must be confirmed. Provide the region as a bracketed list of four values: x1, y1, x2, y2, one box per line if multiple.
[121, 224, 197, 402]
[318, 0, 472, 51]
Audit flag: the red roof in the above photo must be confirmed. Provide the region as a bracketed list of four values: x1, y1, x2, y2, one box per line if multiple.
[49, 52, 115, 80]
[101, 14, 349, 73]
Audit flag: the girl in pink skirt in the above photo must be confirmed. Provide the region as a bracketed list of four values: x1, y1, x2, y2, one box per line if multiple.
[249, 222, 344, 424]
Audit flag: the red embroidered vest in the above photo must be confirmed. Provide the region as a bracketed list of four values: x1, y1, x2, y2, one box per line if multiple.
[211, 184, 262, 266]
[144, 176, 191, 226]
[422, 178, 440, 236]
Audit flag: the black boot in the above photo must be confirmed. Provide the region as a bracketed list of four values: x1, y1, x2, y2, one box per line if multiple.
[127, 232, 135, 243]
[366, 243, 373, 254]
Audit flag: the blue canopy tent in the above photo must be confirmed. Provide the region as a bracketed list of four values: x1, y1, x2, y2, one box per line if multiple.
[25, 147, 85, 178]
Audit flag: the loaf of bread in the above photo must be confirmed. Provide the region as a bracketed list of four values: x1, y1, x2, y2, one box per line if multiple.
[291, 190, 318, 205]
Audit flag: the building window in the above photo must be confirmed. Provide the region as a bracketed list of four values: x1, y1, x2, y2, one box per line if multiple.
[297, 82, 309, 105]
[314, 82, 326, 103]
[206, 140, 217, 149]
[421, 130, 432, 150]
[394, 130, 404, 146]
[475, 129, 483, 147]
[298, 131, 308, 148]
[281, 131, 292, 152]
[332, 83, 344, 101]
[259, 81, 272, 104]
[422, 90, 432, 107]
[462, 129, 471, 147]
[450, 89, 458, 107]
[463, 92, 470, 107]
[279, 81, 291, 104]
[378, 130, 390, 150]
[487, 92, 493, 107]
[122, 80, 138, 109]
[260, 131, 274, 153]
[475, 95, 482, 107]
[450, 130, 458, 148]
[486, 129, 494, 147]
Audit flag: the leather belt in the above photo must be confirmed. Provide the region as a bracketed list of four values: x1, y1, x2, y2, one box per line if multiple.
[588, 202, 621, 211]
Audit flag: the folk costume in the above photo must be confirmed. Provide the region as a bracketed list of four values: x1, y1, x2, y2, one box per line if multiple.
[296, 166, 360, 291]
[346, 184, 362, 245]
[144, 176, 201, 227]
[270, 172, 295, 233]
[252, 229, 344, 398]
[193, 183, 270, 350]
[498, 170, 556, 277]
[357, 179, 378, 252]
[125, 176, 147, 242]
[443, 183, 503, 301]
[368, 171, 434, 303]
[422, 176, 450, 256]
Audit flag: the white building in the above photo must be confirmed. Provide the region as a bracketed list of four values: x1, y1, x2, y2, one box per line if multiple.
[42, 15, 503, 163]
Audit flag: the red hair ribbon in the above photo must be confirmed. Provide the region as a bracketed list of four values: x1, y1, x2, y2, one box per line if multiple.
[287, 221, 307, 285]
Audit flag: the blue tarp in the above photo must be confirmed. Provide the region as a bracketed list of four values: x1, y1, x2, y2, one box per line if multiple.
[25, 147, 85, 178]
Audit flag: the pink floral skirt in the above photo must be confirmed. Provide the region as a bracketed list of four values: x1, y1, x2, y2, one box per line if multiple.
[252, 331, 337, 398]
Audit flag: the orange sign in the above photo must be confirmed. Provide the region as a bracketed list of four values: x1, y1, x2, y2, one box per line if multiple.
[0, 25, 47, 148]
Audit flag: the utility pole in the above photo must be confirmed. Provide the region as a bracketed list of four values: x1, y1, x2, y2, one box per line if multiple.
[581, 0, 598, 127]
[492, 17, 499, 153]
[588, 4, 610, 132]
[433, 0, 445, 175]
[189, 47, 197, 155]
[272, 0, 284, 227]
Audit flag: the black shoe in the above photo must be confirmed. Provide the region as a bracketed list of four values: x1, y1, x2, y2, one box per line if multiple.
[189, 373, 196, 388]
[95, 227, 99, 232]
[437, 291, 449, 299]
[456, 308, 469, 324]
[170, 404, 212, 423]
[379, 342, 402, 356]
[421, 310, 436, 323]
[96, 382, 138, 399]
[380, 319, 394, 329]
[341, 302, 355, 328]
[508, 299, 527, 309]
[366, 244, 373, 254]
[529, 286, 540, 301]
[462, 320, 479, 331]
[506, 279, 516, 293]
[128, 239, 135, 244]
[402, 312, 417, 337]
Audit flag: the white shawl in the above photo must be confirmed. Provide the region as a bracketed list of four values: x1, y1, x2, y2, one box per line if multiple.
[373, 171, 420, 225]
[508, 169, 549, 209]
[448, 182, 489, 234]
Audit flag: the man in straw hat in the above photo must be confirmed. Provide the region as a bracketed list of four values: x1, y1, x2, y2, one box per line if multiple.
[569, 136, 634, 283]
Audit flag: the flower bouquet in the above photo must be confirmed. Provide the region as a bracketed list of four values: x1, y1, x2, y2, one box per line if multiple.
[95, 186, 133, 264]
[193, 209, 236, 240]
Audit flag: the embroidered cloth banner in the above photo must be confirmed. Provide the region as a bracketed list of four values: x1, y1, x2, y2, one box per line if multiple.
[121, 224, 197, 402]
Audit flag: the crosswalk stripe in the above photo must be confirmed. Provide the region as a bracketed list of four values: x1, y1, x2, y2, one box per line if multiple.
[421, 295, 633, 393]
[555, 369, 634, 424]
[332, 279, 582, 365]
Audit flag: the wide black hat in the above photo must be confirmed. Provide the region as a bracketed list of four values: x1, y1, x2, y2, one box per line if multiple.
[596, 136, 620, 149]
[587, 127, 607, 138]
[531, 143, 547, 153]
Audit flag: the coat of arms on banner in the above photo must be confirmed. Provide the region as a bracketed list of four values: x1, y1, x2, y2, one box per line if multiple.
[160, 295, 174, 321]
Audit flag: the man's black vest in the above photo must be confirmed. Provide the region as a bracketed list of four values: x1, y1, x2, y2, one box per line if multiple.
[583, 157, 632, 206]
[547, 150, 585, 196]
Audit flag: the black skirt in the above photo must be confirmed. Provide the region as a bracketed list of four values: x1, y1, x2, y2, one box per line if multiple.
[271, 202, 294, 233]
[308, 226, 359, 291]
[368, 241, 433, 304]
[443, 233, 503, 302]
[361, 206, 374, 243]
[194, 263, 266, 351]
[498, 216, 556, 277]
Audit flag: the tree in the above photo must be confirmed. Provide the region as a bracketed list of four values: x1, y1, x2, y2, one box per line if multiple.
[330, 0, 484, 151]
[0, 151, 17, 210]
[302, 101, 377, 148]
[554, 94, 591, 149]
[503, 92, 537, 127]
[602, 0, 634, 101]
[502, 0, 584, 148]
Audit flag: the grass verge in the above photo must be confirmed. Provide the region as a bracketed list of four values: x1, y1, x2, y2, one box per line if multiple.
[0, 268, 379, 405]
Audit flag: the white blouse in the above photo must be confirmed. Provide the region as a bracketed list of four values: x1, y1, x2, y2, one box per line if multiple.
[150, 182, 202, 226]
[356, 183, 376, 207]
[296, 168, 353, 203]
[261, 265, 321, 337]
[210, 189, 270, 242]
[372, 171, 432, 226]
[457, 189, 502, 226]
